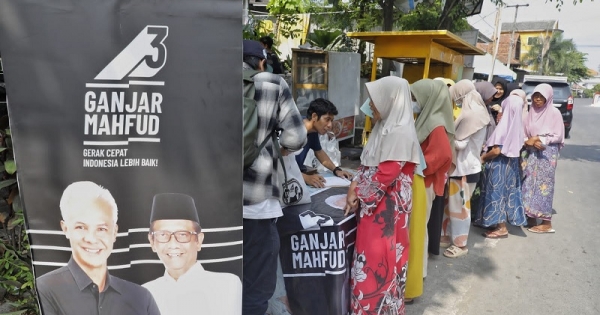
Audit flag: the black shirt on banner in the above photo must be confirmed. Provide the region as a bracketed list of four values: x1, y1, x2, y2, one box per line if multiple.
[36, 258, 160, 315]
[278, 187, 356, 315]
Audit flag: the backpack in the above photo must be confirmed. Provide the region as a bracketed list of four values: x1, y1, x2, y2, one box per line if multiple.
[243, 69, 290, 199]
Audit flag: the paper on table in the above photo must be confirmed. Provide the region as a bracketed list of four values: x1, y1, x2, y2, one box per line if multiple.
[324, 176, 351, 187]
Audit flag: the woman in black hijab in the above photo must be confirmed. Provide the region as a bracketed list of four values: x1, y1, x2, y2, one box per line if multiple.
[490, 78, 510, 123]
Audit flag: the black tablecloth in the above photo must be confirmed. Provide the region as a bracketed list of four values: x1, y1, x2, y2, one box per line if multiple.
[277, 187, 357, 315]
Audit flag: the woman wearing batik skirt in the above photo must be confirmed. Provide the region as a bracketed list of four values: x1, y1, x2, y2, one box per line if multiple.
[441, 80, 490, 257]
[475, 95, 527, 237]
[522, 83, 564, 233]
[345, 76, 421, 315]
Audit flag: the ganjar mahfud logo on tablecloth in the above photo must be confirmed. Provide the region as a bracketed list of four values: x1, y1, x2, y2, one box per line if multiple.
[82, 25, 168, 168]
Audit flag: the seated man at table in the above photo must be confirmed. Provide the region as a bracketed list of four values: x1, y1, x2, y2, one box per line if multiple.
[295, 98, 352, 188]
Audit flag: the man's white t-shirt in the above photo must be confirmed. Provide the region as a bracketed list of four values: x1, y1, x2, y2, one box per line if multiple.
[243, 197, 283, 220]
[143, 262, 242, 315]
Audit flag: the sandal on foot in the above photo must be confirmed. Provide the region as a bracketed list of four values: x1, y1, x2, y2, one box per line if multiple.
[439, 239, 451, 248]
[527, 226, 555, 234]
[404, 298, 415, 305]
[526, 218, 538, 228]
[483, 230, 508, 239]
[443, 245, 468, 258]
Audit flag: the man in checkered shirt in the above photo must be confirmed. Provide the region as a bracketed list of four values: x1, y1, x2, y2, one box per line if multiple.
[242, 40, 306, 315]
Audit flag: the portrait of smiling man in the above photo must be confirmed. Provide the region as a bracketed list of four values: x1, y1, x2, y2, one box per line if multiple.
[35, 181, 160, 315]
[143, 193, 242, 315]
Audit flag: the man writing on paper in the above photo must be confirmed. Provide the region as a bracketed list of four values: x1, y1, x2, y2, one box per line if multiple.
[295, 98, 353, 188]
[143, 193, 242, 315]
[36, 181, 160, 315]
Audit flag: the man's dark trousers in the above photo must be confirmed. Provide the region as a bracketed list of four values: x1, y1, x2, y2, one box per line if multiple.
[243, 218, 280, 315]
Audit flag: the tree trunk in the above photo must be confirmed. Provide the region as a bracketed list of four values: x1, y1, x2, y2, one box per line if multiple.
[382, 0, 394, 31]
[357, 1, 367, 75]
[437, 0, 460, 30]
[380, 0, 394, 77]
[273, 18, 280, 39]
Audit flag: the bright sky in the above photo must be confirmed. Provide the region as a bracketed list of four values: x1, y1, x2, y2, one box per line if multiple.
[467, 0, 600, 71]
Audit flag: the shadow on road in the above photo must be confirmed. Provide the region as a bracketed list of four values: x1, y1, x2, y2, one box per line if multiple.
[559, 144, 600, 163]
[406, 222, 501, 314]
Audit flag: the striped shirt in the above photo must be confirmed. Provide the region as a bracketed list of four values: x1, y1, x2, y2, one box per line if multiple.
[243, 67, 306, 213]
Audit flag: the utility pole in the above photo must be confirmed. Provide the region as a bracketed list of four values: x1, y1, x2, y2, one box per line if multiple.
[488, 5, 502, 82]
[243, 0, 249, 25]
[505, 4, 529, 69]
[539, 27, 552, 75]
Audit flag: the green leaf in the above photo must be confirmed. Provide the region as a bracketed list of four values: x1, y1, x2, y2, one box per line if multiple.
[0, 178, 17, 189]
[0, 310, 28, 315]
[5, 160, 16, 174]
[12, 195, 22, 213]
[7, 217, 22, 230]
[5, 129, 11, 136]
[1, 279, 22, 288]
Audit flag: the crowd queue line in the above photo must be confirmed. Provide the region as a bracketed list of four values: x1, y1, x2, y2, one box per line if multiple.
[242, 39, 563, 315]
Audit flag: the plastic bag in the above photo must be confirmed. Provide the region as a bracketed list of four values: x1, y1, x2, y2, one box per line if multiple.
[278, 154, 311, 207]
[303, 131, 341, 173]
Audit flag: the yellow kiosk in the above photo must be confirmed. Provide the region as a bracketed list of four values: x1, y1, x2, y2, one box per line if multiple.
[346, 30, 484, 143]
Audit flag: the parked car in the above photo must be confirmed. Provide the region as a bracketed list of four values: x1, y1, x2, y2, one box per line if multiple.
[522, 75, 573, 138]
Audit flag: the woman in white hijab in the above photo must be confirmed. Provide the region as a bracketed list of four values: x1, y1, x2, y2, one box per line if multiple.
[345, 76, 421, 315]
[441, 80, 490, 257]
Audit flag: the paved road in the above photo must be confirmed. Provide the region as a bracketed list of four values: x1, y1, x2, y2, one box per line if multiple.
[406, 98, 600, 315]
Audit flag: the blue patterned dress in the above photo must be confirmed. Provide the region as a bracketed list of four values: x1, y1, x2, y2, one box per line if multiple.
[474, 154, 527, 227]
[521, 144, 560, 220]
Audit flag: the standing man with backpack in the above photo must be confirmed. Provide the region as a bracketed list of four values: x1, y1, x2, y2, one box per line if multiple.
[259, 36, 284, 74]
[242, 40, 307, 315]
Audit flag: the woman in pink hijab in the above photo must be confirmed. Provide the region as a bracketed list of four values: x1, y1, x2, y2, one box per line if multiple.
[510, 89, 529, 123]
[522, 83, 565, 233]
[474, 95, 527, 238]
[475, 81, 498, 140]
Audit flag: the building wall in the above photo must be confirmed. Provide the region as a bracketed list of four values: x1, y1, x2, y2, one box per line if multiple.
[518, 31, 553, 72]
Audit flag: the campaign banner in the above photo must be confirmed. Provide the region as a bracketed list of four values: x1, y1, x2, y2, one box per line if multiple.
[0, 0, 242, 314]
[278, 187, 357, 315]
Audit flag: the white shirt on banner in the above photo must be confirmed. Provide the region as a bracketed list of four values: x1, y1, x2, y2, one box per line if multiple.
[143, 262, 242, 315]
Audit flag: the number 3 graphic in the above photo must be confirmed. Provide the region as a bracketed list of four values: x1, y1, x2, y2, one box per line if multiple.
[94, 25, 170, 81]
[144, 26, 168, 70]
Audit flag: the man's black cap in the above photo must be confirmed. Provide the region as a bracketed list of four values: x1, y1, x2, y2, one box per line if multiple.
[243, 40, 267, 60]
[150, 193, 200, 225]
